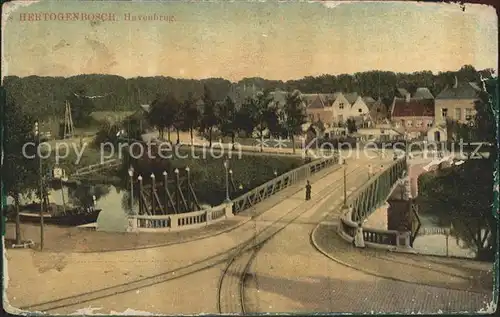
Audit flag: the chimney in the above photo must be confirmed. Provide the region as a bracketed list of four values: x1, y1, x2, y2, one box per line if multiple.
[405, 93, 410, 102]
[453, 76, 458, 89]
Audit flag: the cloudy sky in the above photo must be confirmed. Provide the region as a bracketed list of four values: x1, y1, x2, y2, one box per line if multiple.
[1, 0, 498, 81]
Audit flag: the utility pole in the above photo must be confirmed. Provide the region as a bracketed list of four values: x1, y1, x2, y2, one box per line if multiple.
[343, 164, 347, 207]
[35, 121, 44, 250]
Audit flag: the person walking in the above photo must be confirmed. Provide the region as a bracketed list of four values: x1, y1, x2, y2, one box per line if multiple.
[305, 180, 312, 201]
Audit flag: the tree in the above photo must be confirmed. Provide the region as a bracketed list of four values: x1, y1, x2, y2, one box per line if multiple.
[67, 89, 97, 127]
[251, 91, 279, 152]
[283, 90, 307, 153]
[2, 99, 38, 245]
[418, 160, 496, 261]
[235, 98, 257, 138]
[200, 85, 218, 147]
[346, 118, 357, 134]
[148, 93, 179, 143]
[218, 96, 238, 145]
[181, 93, 200, 146]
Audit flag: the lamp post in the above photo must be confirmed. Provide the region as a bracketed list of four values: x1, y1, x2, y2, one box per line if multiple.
[343, 163, 347, 208]
[150, 173, 156, 214]
[185, 166, 191, 211]
[174, 168, 180, 213]
[223, 160, 230, 202]
[128, 167, 134, 214]
[35, 121, 44, 250]
[162, 171, 168, 213]
[138, 175, 143, 214]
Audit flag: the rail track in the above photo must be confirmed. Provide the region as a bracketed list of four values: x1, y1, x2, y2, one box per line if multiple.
[216, 165, 369, 314]
[22, 164, 369, 313]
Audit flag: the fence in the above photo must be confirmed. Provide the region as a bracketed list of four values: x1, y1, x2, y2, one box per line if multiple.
[339, 158, 407, 248]
[128, 156, 338, 232]
[232, 156, 338, 214]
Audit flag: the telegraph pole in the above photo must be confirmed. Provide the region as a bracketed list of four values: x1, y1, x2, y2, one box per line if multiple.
[35, 121, 44, 250]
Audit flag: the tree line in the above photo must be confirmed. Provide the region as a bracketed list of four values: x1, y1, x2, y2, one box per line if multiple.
[3, 65, 494, 126]
[112, 86, 308, 153]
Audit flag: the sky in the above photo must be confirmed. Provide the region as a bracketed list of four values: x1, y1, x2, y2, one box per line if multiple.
[1, 0, 498, 81]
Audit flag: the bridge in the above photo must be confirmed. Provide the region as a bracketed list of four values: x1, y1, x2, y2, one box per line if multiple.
[5, 147, 493, 315]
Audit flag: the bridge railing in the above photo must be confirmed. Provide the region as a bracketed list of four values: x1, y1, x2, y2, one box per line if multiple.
[130, 203, 232, 232]
[338, 158, 407, 249]
[73, 159, 121, 176]
[128, 155, 338, 232]
[232, 156, 338, 214]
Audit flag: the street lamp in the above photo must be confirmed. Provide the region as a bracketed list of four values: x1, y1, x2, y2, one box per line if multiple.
[223, 160, 230, 202]
[150, 173, 156, 214]
[185, 167, 191, 210]
[274, 170, 278, 177]
[34, 121, 44, 250]
[174, 168, 180, 212]
[138, 175, 143, 214]
[128, 167, 134, 214]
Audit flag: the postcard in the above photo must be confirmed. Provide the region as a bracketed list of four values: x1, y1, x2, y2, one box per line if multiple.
[1, 0, 498, 315]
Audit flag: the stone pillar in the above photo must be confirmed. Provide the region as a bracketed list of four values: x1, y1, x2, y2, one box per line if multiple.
[127, 216, 138, 232]
[224, 202, 234, 218]
[396, 231, 411, 248]
[170, 215, 178, 230]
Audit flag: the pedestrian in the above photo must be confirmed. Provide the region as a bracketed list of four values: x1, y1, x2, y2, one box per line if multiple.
[353, 223, 365, 248]
[305, 180, 312, 201]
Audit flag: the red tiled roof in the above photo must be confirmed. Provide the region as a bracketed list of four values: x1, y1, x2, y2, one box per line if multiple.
[392, 98, 434, 117]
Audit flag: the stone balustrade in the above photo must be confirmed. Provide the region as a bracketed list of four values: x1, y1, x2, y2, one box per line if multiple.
[128, 202, 233, 232]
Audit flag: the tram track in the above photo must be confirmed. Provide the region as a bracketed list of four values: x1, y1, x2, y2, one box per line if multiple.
[22, 164, 367, 313]
[216, 165, 368, 314]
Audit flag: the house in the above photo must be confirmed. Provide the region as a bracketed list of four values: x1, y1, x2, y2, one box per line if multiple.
[434, 77, 481, 125]
[304, 94, 334, 124]
[390, 95, 435, 140]
[427, 125, 448, 142]
[356, 127, 403, 142]
[330, 92, 352, 124]
[368, 98, 389, 125]
[349, 95, 371, 119]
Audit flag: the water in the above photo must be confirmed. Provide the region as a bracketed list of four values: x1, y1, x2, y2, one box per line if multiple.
[6, 185, 133, 232]
[412, 213, 477, 258]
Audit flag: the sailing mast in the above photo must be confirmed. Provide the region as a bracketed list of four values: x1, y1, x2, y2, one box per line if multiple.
[64, 100, 74, 139]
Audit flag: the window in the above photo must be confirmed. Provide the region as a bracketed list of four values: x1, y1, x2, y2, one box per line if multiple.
[427, 120, 433, 127]
[376, 108, 381, 112]
[358, 108, 362, 113]
[465, 108, 473, 120]
[407, 120, 413, 127]
[442, 108, 448, 118]
[454, 108, 462, 121]
[338, 114, 344, 122]
[416, 120, 423, 127]
[339, 102, 344, 110]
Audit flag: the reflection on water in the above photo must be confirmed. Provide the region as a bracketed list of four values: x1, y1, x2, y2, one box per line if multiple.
[8, 183, 134, 232]
[413, 213, 477, 258]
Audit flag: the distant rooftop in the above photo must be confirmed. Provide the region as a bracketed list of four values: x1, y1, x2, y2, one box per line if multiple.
[436, 81, 481, 99]
[413, 88, 434, 99]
